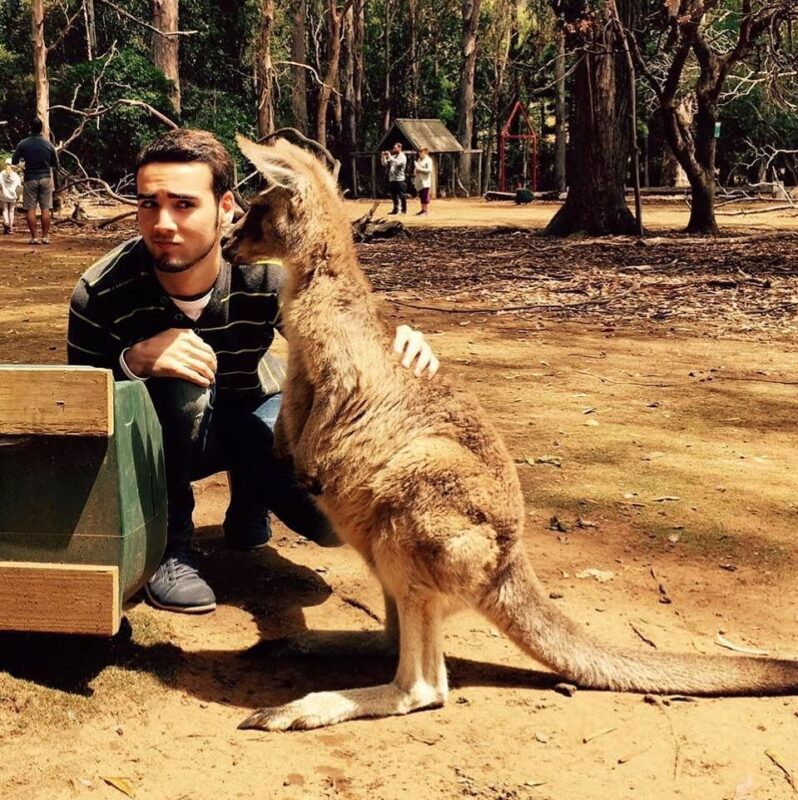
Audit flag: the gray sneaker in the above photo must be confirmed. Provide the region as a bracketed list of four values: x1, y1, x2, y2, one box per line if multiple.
[145, 544, 216, 613]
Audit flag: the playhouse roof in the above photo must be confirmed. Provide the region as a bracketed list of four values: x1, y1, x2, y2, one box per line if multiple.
[377, 119, 463, 154]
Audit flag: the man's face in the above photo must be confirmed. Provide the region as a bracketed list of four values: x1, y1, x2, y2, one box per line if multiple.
[136, 161, 232, 274]
[393, 143, 402, 155]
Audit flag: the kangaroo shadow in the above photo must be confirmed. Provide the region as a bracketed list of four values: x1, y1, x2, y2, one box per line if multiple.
[0, 526, 560, 712]
[173, 527, 561, 713]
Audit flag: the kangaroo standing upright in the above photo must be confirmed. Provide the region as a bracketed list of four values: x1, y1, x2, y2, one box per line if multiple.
[224, 136, 798, 732]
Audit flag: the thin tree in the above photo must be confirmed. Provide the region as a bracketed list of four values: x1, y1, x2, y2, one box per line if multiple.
[257, 0, 276, 137]
[32, 0, 49, 136]
[457, 0, 482, 194]
[290, 0, 309, 133]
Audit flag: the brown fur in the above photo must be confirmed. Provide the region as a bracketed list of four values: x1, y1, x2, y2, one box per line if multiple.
[225, 136, 798, 731]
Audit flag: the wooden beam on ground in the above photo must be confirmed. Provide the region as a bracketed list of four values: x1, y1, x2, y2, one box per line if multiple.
[0, 366, 114, 436]
[0, 562, 120, 635]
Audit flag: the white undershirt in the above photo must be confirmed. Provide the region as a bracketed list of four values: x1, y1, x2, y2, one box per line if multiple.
[119, 289, 214, 381]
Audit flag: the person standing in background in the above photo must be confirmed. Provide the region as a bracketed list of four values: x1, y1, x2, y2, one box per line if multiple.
[413, 147, 433, 217]
[12, 118, 59, 245]
[381, 142, 407, 215]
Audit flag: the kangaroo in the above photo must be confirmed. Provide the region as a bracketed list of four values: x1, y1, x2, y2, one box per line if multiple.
[224, 135, 798, 732]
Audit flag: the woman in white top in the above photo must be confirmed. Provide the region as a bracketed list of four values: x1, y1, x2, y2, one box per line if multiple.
[0, 158, 22, 234]
[413, 147, 433, 216]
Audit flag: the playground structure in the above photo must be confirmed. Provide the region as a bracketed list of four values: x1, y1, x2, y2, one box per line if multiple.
[0, 366, 166, 635]
[498, 100, 539, 193]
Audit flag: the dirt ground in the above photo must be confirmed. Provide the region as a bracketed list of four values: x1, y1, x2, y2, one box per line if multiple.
[1, 199, 798, 800]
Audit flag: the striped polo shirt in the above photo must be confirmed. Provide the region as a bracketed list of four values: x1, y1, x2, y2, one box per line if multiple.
[67, 237, 286, 399]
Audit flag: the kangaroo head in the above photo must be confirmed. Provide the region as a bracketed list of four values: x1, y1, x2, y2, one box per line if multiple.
[224, 135, 349, 266]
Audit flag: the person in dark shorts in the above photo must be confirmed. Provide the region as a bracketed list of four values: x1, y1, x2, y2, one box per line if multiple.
[12, 118, 59, 245]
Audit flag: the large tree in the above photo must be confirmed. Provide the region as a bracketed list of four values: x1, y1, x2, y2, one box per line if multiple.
[546, 0, 638, 235]
[634, 0, 798, 234]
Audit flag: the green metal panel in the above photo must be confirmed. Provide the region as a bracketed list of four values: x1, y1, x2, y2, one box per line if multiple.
[0, 378, 167, 603]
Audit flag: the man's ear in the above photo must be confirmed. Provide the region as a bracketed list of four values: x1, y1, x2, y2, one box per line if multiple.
[220, 190, 235, 225]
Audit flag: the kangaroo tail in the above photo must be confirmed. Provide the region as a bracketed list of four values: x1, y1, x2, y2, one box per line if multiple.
[479, 550, 798, 696]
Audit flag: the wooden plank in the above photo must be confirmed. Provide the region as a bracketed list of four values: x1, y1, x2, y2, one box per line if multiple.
[0, 562, 120, 635]
[0, 366, 114, 436]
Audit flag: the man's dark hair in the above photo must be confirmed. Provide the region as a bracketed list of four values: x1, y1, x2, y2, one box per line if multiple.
[135, 129, 234, 201]
[31, 118, 43, 135]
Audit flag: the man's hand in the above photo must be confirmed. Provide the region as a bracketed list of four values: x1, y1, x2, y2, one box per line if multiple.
[393, 324, 439, 379]
[124, 328, 217, 387]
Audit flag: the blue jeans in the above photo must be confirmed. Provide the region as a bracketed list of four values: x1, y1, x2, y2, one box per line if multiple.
[145, 379, 337, 549]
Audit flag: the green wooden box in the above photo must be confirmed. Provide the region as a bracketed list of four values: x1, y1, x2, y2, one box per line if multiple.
[0, 367, 167, 634]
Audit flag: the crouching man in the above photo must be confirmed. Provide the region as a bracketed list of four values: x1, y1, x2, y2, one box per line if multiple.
[67, 129, 439, 614]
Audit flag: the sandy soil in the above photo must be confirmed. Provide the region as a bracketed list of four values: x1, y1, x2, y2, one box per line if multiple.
[1, 203, 797, 800]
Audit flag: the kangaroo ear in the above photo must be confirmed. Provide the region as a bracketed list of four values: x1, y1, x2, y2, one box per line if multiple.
[236, 134, 305, 195]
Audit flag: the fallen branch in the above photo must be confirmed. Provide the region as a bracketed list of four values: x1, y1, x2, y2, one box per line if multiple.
[717, 204, 796, 216]
[97, 209, 137, 229]
[55, 177, 135, 206]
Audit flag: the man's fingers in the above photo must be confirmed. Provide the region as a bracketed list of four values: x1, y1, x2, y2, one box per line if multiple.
[426, 353, 440, 379]
[184, 356, 216, 384]
[401, 330, 424, 368]
[412, 347, 431, 377]
[392, 324, 412, 354]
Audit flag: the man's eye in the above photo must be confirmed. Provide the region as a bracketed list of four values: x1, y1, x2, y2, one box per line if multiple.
[138, 201, 156, 209]
[176, 201, 194, 209]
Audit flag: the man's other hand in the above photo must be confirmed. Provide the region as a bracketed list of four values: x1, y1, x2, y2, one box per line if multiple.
[125, 328, 217, 387]
[393, 324, 440, 379]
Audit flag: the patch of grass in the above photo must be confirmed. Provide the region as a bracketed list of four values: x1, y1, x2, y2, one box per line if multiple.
[0, 608, 182, 737]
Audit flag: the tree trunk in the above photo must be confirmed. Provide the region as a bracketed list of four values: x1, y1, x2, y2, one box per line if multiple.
[316, 0, 344, 149]
[554, 34, 567, 193]
[354, 0, 365, 141]
[290, 0, 308, 133]
[457, 0, 482, 195]
[32, 0, 49, 138]
[408, 0, 420, 116]
[686, 97, 719, 233]
[686, 169, 717, 234]
[340, 4, 357, 189]
[546, 0, 637, 236]
[151, 0, 181, 115]
[83, 0, 97, 61]
[257, 0, 275, 138]
[381, 0, 394, 132]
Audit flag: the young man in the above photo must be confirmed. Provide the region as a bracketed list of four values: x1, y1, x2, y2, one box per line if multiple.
[380, 142, 407, 215]
[67, 129, 439, 614]
[12, 118, 59, 244]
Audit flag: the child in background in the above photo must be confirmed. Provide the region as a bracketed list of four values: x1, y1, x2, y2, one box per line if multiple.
[0, 159, 21, 234]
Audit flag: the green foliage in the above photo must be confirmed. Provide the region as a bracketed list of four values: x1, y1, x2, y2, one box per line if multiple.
[50, 50, 174, 181]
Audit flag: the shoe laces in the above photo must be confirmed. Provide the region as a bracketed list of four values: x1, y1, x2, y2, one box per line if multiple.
[162, 543, 202, 581]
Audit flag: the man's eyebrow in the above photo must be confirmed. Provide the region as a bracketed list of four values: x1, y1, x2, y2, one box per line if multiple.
[135, 192, 200, 200]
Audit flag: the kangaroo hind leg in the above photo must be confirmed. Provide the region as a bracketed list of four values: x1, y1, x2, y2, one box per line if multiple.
[238, 592, 447, 731]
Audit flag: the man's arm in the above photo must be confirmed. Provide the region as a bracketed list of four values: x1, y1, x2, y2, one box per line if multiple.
[67, 278, 127, 377]
[11, 144, 21, 166]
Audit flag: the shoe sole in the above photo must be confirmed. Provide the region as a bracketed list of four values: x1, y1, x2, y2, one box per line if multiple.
[144, 583, 217, 614]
